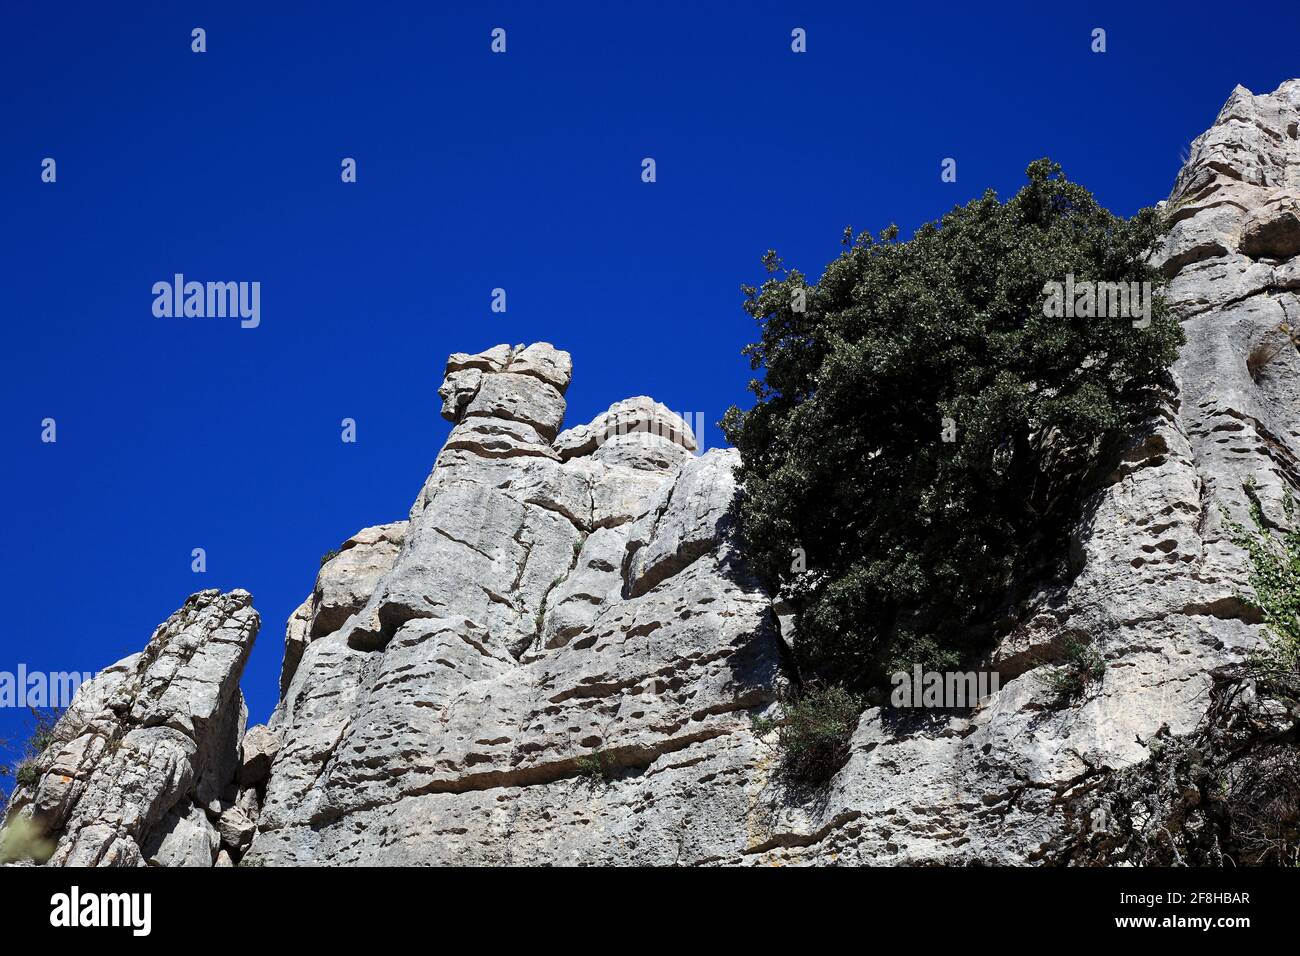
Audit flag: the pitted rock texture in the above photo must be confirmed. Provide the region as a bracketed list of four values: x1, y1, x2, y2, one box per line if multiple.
[248, 343, 784, 865]
[1, 590, 259, 866]
[554, 396, 698, 473]
[737, 80, 1300, 865]
[13, 82, 1298, 868]
[250, 83, 1300, 865]
[280, 521, 406, 695]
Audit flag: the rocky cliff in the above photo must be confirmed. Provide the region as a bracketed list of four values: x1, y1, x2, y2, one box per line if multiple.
[250, 343, 783, 864]
[752, 79, 1299, 865]
[1, 591, 258, 865]
[6, 80, 1299, 866]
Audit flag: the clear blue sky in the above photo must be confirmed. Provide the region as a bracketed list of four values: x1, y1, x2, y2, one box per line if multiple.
[2, 0, 1297, 764]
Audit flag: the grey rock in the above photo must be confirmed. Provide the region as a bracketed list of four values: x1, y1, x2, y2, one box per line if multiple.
[540, 525, 628, 649]
[438, 343, 572, 423]
[249, 82, 1300, 866]
[438, 367, 484, 423]
[464, 372, 567, 440]
[625, 450, 738, 598]
[280, 599, 312, 700]
[1240, 194, 1300, 260]
[592, 432, 694, 472]
[508, 342, 574, 394]
[236, 786, 260, 821]
[278, 522, 406, 697]
[444, 415, 560, 461]
[311, 523, 407, 639]
[245, 344, 781, 865]
[237, 724, 281, 789]
[446, 344, 513, 375]
[2, 590, 258, 867]
[554, 396, 696, 461]
[143, 800, 219, 867]
[217, 804, 256, 852]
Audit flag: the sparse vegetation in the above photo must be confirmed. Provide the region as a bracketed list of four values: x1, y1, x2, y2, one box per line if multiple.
[1040, 636, 1107, 703]
[0, 815, 55, 865]
[103, 723, 127, 757]
[534, 575, 566, 636]
[29, 723, 56, 758]
[1224, 481, 1300, 669]
[1065, 482, 1300, 865]
[14, 761, 40, 789]
[0, 709, 63, 862]
[754, 685, 862, 785]
[575, 751, 618, 785]
[1059, 669, 1300, 866]
[749, 712, 777, 738]
[319, 547, 342, 568]
[0, 707, 63, 795]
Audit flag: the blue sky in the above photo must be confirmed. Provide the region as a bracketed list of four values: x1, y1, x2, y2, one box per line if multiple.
[2, 0, 1298, 764]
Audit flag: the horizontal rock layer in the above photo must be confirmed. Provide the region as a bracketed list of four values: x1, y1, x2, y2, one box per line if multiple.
[2, 590, 259, 866]
[11, 81, 1298, 868]
[247, 343, 782, 865]
[739, 80, 1300, 865]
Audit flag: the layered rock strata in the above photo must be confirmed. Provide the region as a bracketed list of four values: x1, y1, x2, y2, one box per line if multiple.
[248, 343, 782, 864]
[10, 81, 1299, 868]
[1, 590, 259, 866]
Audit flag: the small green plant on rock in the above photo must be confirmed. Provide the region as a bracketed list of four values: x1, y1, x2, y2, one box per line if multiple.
[534, 575, 565, 635]
[1224, 484, 1300, 671]
[14, 761, 40, 789]
[1, 707, 62, 795]
[749, 712, 777, 738]
[575, 751, 618, 786]
[757, 685, 862, 786]
[319, 547, 342, 568]
[29, 723, 56, 757]
[103, 724, 127, 757]
[1041, 637, 1106, 703]
[0, 816, 55, 865]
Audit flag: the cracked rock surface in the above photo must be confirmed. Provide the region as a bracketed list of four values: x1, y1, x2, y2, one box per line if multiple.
[738, 80, 1300, 865]
[247, 343, 783, 864]
[11, 82, 1299, 868]
[1, 590, 259, 866]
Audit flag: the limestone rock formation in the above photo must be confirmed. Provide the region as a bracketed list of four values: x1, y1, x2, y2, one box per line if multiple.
[733, 79, 1300, 864]
[248, 343, 782, 864]
[1, 590, 258, 866]
[9, 81, 1298, 868]
[280, 521, 406, 695]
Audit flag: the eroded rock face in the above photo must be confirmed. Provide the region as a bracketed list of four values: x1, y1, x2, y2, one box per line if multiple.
[246, 344, 784, 865]
[737, 80, 1300, 865]
[279, 522, 407, 696]
[247, 81, 1299, 864]
[1, 590, 259, 866]
[15, 81, 1296, 868]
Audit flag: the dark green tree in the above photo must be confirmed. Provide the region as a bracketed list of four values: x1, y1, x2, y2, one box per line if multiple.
[723, 160, 1182, 690]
